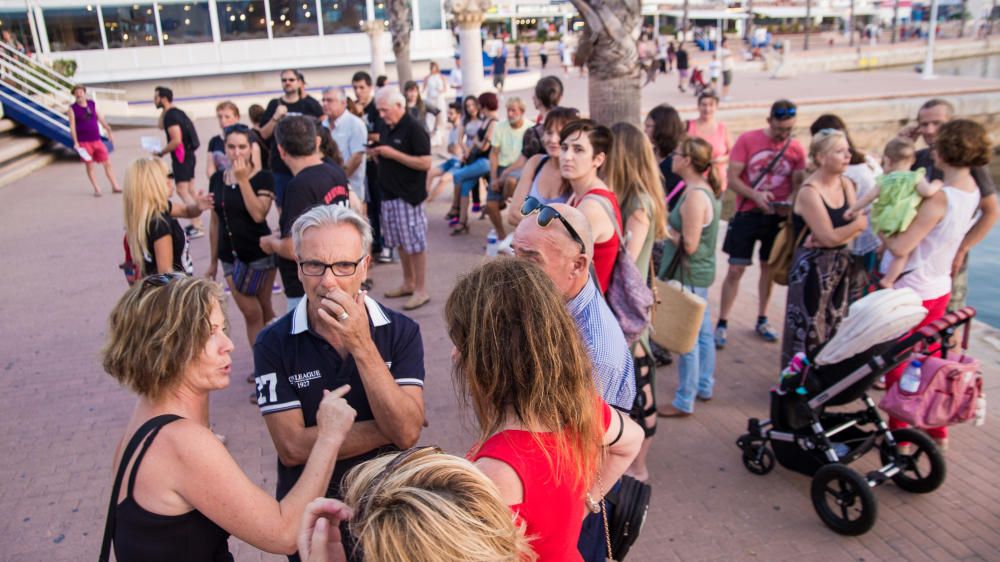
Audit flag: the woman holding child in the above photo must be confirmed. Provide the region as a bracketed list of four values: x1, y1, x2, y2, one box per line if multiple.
[879, 119, 989, 450]
[780, 129, 868, 368]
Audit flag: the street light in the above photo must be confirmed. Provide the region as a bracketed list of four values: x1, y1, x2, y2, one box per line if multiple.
[922, 0, 940, 79]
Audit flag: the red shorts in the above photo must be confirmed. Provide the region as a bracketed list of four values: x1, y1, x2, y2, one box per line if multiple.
[79, 140, 109, 164]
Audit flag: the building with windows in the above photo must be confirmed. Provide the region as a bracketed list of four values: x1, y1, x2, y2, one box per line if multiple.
[0, 0, 452, 83]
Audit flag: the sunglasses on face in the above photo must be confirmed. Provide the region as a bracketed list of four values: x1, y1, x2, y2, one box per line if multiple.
[520, 196, 587, 255]
[771, 106, 797, 119]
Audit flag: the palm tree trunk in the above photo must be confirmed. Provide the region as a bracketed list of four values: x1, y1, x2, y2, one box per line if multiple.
[682, 0, 689, 41]
[849, 0, 855, 47]
[387, 0, 413, 86]
[804, 0, 812, 50]
[568, 0, 643, 126]
[958, 0, 968, 37]
[891, 0, 899, 44]
[745, 0, 754, 41]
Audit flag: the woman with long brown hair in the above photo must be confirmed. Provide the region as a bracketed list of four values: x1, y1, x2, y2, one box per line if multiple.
[445, 258, 641, 561]
[656, 137, 722, 418]
[604, 121, 667, 482]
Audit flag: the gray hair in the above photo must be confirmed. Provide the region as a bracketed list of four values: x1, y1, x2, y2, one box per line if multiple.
[322, 86, 347, 101]
[376, 87, 406, 108]
[292, 204, 373, 258]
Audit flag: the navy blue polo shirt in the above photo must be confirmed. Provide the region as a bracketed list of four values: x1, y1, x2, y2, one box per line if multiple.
[253, 296, 425, 500]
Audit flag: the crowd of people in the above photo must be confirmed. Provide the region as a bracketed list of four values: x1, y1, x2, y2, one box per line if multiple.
[88, 54, 995, 561]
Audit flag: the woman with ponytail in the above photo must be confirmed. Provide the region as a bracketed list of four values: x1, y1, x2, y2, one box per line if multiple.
[656, 137, 722, 418]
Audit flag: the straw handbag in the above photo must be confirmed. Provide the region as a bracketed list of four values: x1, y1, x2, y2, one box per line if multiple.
[651, 237, 707, 354]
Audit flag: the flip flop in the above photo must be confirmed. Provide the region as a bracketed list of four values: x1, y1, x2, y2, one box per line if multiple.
[384, 288, 414, 299]
[403, 294, 431, 310]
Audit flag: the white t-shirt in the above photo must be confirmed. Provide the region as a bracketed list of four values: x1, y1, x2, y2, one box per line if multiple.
[708, 60, 721, 79]
[425, 74, 445, 101]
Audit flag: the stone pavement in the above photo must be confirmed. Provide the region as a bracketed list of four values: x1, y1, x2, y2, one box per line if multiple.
[2, 116, 1000, 562]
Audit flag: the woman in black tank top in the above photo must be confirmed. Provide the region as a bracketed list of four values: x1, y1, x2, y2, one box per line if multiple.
[781, 129, 869, 370]
[100, 274, 355, 561]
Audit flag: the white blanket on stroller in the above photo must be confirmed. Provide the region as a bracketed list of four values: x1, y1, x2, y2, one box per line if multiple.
[814, 288, 928, 366]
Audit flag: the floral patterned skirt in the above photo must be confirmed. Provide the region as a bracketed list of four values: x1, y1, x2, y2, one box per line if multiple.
[781, 245, 853, 369]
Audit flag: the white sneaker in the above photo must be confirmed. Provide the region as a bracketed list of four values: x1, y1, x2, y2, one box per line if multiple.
[497, 233, 514, 255]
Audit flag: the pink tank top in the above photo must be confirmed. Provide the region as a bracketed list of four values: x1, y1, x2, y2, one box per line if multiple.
[687, 119, 730, 192]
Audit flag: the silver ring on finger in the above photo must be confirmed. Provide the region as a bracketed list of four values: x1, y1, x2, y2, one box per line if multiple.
[337, 311, 350, 322]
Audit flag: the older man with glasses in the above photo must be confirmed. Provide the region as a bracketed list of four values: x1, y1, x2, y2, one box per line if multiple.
[254, 204, 426, 562]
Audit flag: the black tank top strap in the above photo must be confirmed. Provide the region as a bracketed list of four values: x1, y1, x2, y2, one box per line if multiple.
[99, 414, 183, 562]
[126, 416, 181, 497]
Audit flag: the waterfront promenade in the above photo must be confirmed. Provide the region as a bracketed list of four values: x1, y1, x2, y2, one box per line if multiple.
[2, 68, 1000, 560]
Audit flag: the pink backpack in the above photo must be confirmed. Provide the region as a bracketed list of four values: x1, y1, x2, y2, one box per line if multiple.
[879, 353, 983, 428]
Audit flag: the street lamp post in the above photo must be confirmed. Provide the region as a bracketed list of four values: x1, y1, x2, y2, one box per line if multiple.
[922, 0, 940, 79]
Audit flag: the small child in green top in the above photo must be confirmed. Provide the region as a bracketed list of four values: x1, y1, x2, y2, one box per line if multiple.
[846, 137, 941, 287]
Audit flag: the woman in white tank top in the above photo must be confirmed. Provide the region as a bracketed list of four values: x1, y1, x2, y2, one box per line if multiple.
[880, 119, 991, 450]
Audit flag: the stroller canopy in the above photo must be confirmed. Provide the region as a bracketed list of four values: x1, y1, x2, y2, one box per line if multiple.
[814, 288, 927, 366]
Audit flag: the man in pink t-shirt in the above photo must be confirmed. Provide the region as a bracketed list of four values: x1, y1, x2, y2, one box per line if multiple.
[715, 99, 806, 349]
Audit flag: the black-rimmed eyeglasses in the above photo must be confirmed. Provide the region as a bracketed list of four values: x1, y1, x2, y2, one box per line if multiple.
[299, 256, 367, 277]
[520, 196, 587, 255]
[223, 123, 251, 136]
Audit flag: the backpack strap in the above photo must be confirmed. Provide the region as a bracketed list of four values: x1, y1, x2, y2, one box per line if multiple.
[99, 414, 183, 562]
[583, 191, 625, 247]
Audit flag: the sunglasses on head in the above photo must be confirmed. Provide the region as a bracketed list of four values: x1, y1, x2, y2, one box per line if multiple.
[771, 106, 797, 120]
[520, 196, 587, 255]
[352, 446, 443, 523]
[223, 123, 251, 136]
[140, 272, 185, 294]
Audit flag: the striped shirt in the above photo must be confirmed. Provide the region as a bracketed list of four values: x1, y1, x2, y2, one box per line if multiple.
[567, 278, 636, 410]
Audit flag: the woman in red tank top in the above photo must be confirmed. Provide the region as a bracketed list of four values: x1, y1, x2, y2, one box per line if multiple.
[559, 120, 621, 293]
[445, 259, 643, 561]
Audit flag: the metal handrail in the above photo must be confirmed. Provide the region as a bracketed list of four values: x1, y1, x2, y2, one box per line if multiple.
[0, 89, 71, 135]
[0, 41, 75, 93]
[0, 52, 74, 108]
[0, 67, 67, 109]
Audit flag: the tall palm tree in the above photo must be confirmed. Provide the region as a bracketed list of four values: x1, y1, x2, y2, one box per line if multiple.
[958, 0, 968, 37]
[568, 0, 643, 125]
[682, 0, 689, 41]
[387, 0, 413, 86]
[849, 0, 855, 47]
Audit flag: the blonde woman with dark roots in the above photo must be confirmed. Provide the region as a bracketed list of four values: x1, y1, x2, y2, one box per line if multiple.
[101, 275, 356, 560]
[605, 121, 668, 482]
[294, 450, 535, 562]
[123, 158, 213, 277]
[445, 258, 642, 561]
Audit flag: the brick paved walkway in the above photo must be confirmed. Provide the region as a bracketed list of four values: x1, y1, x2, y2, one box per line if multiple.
[2, 116, 999, 561]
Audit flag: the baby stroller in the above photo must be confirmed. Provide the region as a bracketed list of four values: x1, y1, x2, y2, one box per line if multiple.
[736, 290, 977, 536]
[688, 67, 709, 97]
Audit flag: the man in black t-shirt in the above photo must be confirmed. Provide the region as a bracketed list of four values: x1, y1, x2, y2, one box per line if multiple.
[676, 43, 690, 92]
[154, 86, 205, 239]
[369, 88, 433, 311]
[352, 71, 391, 263]
[260, 116, 351, 312]
[257, 70, 324, 208]
[900, 98, 999, 311]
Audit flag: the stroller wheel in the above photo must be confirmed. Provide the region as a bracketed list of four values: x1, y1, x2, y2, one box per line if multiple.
[810, 464, 878, 536]
[741, 444, 775, 475]
[878, 428, 946, 494]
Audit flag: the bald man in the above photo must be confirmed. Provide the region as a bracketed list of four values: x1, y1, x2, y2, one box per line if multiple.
[514, 206, 636, 561]
[512, 203, 635, 410]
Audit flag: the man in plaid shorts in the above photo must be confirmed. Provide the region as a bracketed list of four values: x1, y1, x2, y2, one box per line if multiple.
[369, 88, 433, 310]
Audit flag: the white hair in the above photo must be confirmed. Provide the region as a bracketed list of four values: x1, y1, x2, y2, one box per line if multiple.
[292, 204, 373, 258]
[376, 87, 406, 108]
[322, 87, 347, 101]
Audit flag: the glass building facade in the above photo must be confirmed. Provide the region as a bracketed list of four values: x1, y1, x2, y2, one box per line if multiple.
[4, 0, 445, 53]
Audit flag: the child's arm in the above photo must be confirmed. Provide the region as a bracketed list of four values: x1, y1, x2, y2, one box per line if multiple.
[846, 183, 881, 218]
[879, 253, 909, 289]
[916, 177, 942, 198]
